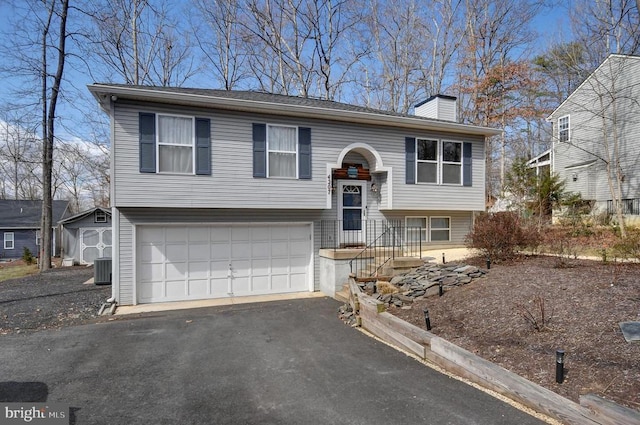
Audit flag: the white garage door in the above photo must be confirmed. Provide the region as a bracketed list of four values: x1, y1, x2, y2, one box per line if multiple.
[137, 224, 312, 303]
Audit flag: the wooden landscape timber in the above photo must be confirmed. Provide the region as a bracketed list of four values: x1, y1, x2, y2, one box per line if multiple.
[348, 278, 639, 425]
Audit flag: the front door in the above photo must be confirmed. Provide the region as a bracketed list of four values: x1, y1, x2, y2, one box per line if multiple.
[338, 180, 367, 246]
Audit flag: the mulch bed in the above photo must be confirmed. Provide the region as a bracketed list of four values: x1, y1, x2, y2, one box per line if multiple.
[390, 255, 640, 411]
[0, 266, 111, 335]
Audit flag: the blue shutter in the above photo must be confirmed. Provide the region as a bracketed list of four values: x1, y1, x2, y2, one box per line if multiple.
[139, 112, 156, 173]
[195, 118, 211, 175]
[405, 137, 416, 184]
[298, 127, 311, 179]
[253, 123, 267, 178]
[463, 142, 472, 187]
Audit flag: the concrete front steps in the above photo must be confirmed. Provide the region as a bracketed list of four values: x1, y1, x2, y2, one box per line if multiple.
[335, 257, 425, 303]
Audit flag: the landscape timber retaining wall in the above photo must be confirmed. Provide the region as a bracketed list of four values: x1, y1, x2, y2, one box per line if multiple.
[350, 279, 640, 425]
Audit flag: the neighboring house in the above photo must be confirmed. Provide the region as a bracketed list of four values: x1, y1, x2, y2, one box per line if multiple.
[88, 85, 500, 306]
[0, 199, 70, 259]
[59, 207, 112, 265]
[548, 54, 640, 215]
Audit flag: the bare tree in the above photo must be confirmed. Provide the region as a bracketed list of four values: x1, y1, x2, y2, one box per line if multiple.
[85, 0, 196, 86]
[192, 0, 248, 90]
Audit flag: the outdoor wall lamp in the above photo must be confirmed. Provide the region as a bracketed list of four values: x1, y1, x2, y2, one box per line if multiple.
[556, 349, 565, 383]
[572, 173, 578, 182]
[370, 182, 378, 193]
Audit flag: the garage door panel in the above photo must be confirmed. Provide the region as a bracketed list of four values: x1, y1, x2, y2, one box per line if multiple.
[252, 241, 270, 257]
[188, 227, 210, 242]
[139, 281, 164, 301]
[165, 280, 186, 298]
[211, 227, 230, 242]
[290, 241, 310, 254]
[165, 244, 187, 261]
[231, 227, 250, 241]
[251, 276, 269, 292]
[139, 263, 163, 282]
[165, 227, 187, 242]
[166, 262, 187, 280]
[251, 259, 270, 276]
[231, 242, 251, 258]
[188, 243, 210, 261]
[210, 260, 229, 278]
[188, 280, 208, 295]
[271, 275, 289, 291]
[271, 241, 289, 255]
[137, 223, 312, 303]
[189, 261, 210, 278]
[290, 273, 307, 290]
[252, 227, 271, 240]
[211, 244, 230, 260]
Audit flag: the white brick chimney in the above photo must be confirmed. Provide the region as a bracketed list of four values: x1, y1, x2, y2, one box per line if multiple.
[414, 95, 457, 122]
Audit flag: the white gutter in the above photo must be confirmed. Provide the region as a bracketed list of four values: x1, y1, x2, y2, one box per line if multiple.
[88, 84, 502, 137]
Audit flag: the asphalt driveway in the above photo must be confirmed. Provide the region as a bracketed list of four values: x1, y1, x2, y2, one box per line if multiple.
[0, 298, 547, 424]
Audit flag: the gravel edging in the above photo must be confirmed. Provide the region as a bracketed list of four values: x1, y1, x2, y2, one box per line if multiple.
[0, 266, 111, 335]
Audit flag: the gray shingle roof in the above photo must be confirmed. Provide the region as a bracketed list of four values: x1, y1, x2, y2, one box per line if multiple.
[95, 84, 443, 121]
[0, 200, 70, 228]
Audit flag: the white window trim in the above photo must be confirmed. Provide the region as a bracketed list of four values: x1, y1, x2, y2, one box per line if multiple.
[429, 216, 451, 242]
[416, 138, 439, 184]
[266, 123, 298, 179]
[4, 232, 14, 250]
[35, 230, 41, 246]
[95, 210, 107, 223]
[156, 113, 196, 175]
[405, 216, 428, 243]
[416, 139, 464, 185]
[558, 115, 570, 143]
[441, 140, 463, 186]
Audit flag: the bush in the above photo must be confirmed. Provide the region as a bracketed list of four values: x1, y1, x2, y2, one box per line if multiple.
[612, 227, 640, 260]
[22, 247, 35, 265]
[465, 212, 541, 261]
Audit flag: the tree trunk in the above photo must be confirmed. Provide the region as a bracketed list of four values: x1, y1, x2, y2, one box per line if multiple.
[40, 0, 69, 271]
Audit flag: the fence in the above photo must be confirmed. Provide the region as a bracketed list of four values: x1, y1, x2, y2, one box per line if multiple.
[607, 198, 640, 215]
[319, 220, 426, 277]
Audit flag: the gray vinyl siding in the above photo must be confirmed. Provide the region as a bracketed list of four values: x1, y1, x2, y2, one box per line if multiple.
[114, 207, 472, 304]
[112, 100, 485, 211]
[115, 207, 333, 305]
[382, 210, 473, 245]
[393, 133, 485, 210]
[552, 56, 640, 204]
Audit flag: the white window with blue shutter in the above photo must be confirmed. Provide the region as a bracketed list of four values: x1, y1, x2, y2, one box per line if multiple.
[138, 112, 211, 175]
[253, 123, 311, 179]
[406, 137, 472, 186]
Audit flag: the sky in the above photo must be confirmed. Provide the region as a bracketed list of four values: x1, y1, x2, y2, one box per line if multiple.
[0, 1, 572, 145]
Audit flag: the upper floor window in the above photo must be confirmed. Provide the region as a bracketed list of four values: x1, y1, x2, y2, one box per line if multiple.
[442, 141, 462, 184]
[95, 210, 107, 223]
[4, 232, 14, 249]
[416, 139, 462, 185]
[417, 139, 438, 183]
[139, 112, 211, 175]
[558, 115, 570, 143]
[268, 125, 297, 178]
[158, 114, 194, 174]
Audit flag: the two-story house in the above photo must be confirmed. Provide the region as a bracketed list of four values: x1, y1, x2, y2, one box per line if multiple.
[89, 85, 500, 306]
[548, 54, 640, 217]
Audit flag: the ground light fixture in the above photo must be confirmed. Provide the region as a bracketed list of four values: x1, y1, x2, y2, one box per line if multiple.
[423, 308, 432, 331]
[442, 253, 446, 263]
[439, 282, 444, 297]
[486, 258, 491, 269]
[556, 349, 565, 384]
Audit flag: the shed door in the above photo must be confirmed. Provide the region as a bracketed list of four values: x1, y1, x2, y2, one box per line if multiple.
[80, 228, 112, 265]
[137, 224, 312, 304]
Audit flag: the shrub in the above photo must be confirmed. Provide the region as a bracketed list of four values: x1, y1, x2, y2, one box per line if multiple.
[465, 212, 541, 261]
[612, 227, 640, 260]
[515, 295, 553, 332]
[22, 247, 35, 265]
